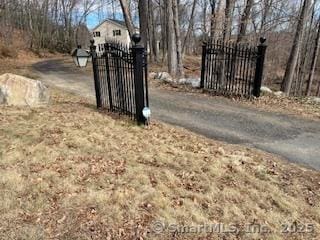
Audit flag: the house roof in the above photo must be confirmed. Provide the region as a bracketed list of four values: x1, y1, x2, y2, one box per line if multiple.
[108, 19, 127, 28]
[92, 18, 132, 31]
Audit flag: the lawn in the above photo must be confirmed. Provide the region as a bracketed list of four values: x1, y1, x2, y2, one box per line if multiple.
[0, 88, 319, 240]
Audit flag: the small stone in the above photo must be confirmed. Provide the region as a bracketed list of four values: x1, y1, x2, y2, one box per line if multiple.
[274, 91, 284, 97]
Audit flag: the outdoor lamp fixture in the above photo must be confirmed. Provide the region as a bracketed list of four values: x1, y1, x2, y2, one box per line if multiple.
[71, 45, 90, 68]
[142, 107, 151, 125]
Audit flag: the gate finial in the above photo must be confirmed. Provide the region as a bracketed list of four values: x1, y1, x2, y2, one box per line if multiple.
[132, 34, 141, 45]
[259, 37, 267, 44]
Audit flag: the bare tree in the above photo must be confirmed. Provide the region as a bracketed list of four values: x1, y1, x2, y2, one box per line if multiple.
[281, 0, 312, 95]
[306, 17, 320, 96]
[223, 0, 235, 41]
[119, 0, 135, 37]
[172, 0, 184, 76]
[183, 0, 198, 54]
[166, 0, 178, 76]
[138, 0, 148, 47]
[237, 0, 254, 43]
[210, 0, 222, 40]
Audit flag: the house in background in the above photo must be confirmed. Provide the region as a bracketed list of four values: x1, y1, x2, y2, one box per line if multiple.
[92, 19, 134, 52]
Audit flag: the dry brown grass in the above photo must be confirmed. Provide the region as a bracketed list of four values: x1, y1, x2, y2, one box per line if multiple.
[0, 88, 320, 239]
[240, 95, 320, 121]
[0, 48, 65, 81]
[0, 49, 41, 79]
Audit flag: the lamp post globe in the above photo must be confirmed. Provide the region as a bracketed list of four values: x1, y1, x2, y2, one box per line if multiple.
[71, 45, 90, 68]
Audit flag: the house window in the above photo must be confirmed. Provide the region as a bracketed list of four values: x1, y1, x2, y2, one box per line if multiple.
[93, 31, 101, 37]
[113, 30, 121, 36]
[98, 44, 104, 52]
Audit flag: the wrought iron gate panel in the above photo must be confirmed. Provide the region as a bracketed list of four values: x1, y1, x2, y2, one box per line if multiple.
[91, 38, 148, 124]
[201, 38, 267, 98]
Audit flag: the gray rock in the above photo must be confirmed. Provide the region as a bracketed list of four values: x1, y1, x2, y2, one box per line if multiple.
[178, 77, 201, 88]
[260, 86, 273, 94]
[310, 97, 320, 104]
[274, 91, 284, 97]
[190, 78, 201, 88]
[155, 72, 173, 83]
[0, 73, 50, 107]
[149, 72, 157, 79]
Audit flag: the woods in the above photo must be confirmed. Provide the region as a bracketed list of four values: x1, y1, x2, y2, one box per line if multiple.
[0, 0, 320, 96]
[0, 0, 95, 52]
[119, 0, 320, 96]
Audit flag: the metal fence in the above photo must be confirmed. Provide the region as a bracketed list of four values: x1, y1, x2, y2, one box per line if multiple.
[200, 38, 267, 98]
[90, 36, 149, 124]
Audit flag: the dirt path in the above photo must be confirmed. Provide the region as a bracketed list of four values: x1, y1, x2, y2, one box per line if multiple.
[33, 59, 320, 170]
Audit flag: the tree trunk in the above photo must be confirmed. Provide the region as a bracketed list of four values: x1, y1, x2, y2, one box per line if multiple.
[237, 0, 254, 43]
[202, 0, 208, 41]
[182, 0, 197, 54]
[281, 0, 311, 95]
[260, 0, 272, 34]
[119, 0, 135, 38]
[223, 0, 235, 42]
[294, 4, 315, 96]
[210, 0, 222, 40]
[306, 19, 320, 96]
[138, 0, 149, 47]
[148, 0, 159, 62]
[166, 0, 178, 76]
[160, 0, 167, 62]
[172, 0, 184, 77]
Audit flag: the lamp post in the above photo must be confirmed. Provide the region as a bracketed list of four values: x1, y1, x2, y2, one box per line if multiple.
[71, 45, 90, 68]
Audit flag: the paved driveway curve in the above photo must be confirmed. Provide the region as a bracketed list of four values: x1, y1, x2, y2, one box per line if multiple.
[33, 59, 320, 170]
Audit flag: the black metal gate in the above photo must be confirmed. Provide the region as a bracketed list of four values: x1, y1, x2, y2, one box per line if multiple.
[200, 38, 267, 98]
[90, 35, 149, 124]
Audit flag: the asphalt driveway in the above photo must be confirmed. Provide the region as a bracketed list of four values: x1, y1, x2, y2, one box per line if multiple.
[33, 59, 320, 170]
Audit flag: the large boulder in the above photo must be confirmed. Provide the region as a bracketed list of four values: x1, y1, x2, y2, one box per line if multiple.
[0, 73, 49, 107]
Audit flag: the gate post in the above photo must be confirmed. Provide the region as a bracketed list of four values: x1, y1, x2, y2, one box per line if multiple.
[131, 34, 146, 125]
[90, 40, 102, 108]
[200, 42, 207, 89]
[253, 37, 267, 97]
[104, 43, 113, 111]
